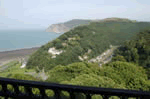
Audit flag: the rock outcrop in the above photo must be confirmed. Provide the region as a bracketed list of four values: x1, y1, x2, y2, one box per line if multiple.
[46, 19, 91, 33]
[48, 47, 64, 58]
[46, 24, 70, 33]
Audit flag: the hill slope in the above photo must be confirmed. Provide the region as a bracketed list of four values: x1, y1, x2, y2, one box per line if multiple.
[46, 19, 91, 33]
[27, 20, 150, 70]
[114, 29, 150, 78]
[46, 18, 136, 33]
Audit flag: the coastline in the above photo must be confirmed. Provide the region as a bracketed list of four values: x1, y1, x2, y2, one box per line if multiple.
[0, 47, 40, 66]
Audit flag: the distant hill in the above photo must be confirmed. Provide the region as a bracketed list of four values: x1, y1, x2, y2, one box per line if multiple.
[27, 18, 150, 70]
[93, 17, 137, 22]
[46, 18, 137, 33]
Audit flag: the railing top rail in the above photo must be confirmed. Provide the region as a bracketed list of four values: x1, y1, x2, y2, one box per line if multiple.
[0, 77, 150, 97]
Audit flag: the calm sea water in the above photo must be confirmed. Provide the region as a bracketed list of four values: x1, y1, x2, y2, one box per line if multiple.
[0, 30, 61, 52]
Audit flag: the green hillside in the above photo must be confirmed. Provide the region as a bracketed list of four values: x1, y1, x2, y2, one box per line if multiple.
[97, 17, 137, 22]
[64, 19, 91, 28]
[46, 61, 150, 91]
[26, 21, 150, 70]
[113, 29, 150, 78]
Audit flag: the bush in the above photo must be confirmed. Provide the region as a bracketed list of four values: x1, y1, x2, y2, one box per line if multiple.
[100, 61, 149, 91]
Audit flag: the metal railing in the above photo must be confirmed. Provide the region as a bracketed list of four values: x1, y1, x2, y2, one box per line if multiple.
[0, 77, 150, 99]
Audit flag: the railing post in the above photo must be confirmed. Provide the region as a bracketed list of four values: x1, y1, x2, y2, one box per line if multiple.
[2, 84, 8, 99]
[54, 89, 61, 99]
[102, 95, 109, 99]
[140, 96, 150, 99]
[25, 86, 33, 97]
[69, 91, 75, 99]
[13, 84, 21, 99]
[86, 94, 91, 99]
[13, 84, 19, 94]
[2, 84, 7, 93]
[40, 88, 47, 99]
[120, 96, 128, 99]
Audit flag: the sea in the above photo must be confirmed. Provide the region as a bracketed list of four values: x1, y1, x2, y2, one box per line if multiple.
[0, 29, 61, 52]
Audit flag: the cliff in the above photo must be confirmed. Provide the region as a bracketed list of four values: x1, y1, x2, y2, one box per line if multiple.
[46, 24, 70, 33]
[46, 19, 91, 33]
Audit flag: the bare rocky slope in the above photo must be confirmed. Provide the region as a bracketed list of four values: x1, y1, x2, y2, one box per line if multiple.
[46, 24, 70, 33]
[46, 19, 92, 33]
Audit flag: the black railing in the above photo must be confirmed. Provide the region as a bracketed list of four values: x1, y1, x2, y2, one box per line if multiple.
[0, 77, 150, 99]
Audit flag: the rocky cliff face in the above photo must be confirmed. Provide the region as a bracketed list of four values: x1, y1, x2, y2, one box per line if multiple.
[46, 24, 70, 33]
[46, 19, 91, 33]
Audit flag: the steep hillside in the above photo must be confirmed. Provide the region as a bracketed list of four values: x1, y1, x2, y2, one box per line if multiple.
[114, 29, 150, 78]
[27, 20, 150, 70]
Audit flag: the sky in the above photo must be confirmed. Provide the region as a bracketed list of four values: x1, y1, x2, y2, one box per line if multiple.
[0, 0, 150, 30]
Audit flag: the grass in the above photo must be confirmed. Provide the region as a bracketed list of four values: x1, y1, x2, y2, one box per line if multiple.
[0, 61, 35, 77]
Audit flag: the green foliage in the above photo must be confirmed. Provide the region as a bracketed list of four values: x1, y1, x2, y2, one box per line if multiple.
[0, 61, 35, 78]
[61, 74, 123, 88]
[27, 21, 150, 70]
[111, 55, 126, 62]
[26, 50, 55, 70]
[46, 62, 99, 83]
[43, 61, 150, 99]
[99, 61, 149, 91]
[64, 19, 91, 28]
[25, 21, 150, 97]
[0, 74, 40, 96]
[46, 61, 149, 91]
[7, 73, 38, 81]
[1, 61, 150, 99]
[114, 30, 150, 78]
[2, 20, 150, 98]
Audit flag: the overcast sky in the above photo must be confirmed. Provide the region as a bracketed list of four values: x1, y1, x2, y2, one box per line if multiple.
[0, 0, 150, 30]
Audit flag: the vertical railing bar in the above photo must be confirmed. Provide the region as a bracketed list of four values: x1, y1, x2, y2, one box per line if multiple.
[2, 84, 7, 93]
[86, 94, 91, 99]
[54, 89, 61, 99]
[2, 84, 9, 99]
[120, 96, 128, 99]
[102, 95, 109, 99]
[4, 97, 8, 99]
[13, 84, 20, 94]
[40, 88, 47, 98]
[13, 84, 20, 99]
[69, 91, 75, 99]
[25, 86, 33, 97]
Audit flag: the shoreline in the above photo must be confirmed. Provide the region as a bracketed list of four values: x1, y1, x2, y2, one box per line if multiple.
[0, 46, 40, 53]
[0, 47, 40, 66]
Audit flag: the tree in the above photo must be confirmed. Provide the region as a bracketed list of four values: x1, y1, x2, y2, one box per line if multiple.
[101, 61, 149, 91]
[111, 55, 126, 62]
